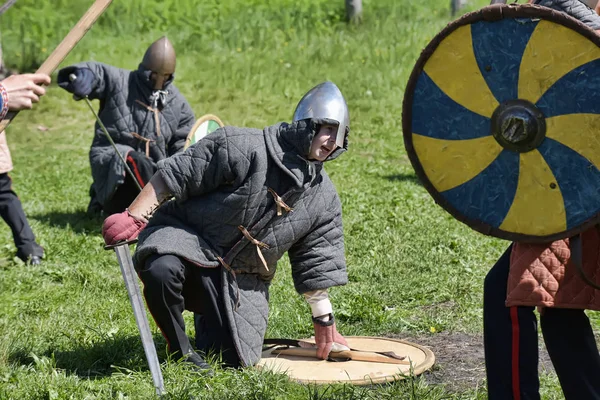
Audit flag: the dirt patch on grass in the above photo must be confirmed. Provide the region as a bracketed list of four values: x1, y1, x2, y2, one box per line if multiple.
[392, 332, 555, 392]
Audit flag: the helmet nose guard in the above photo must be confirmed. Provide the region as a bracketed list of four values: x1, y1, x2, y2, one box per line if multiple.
[293, 81, 350, 148]
[141, 36, 176, 90]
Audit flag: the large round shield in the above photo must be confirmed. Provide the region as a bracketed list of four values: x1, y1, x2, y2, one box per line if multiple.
[403, 4, 600, 242]
[184, 114, 224, 150]
[257, 336, 435, 385]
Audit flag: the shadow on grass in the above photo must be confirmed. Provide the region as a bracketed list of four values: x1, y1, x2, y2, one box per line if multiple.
[383, 173, 422, 185]
[31, 210, 104, 235]
[9, 334, 168, 379]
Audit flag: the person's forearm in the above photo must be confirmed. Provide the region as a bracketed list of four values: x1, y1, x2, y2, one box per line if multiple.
[303, 289, 333, 320]
[127, 173, 172, 221]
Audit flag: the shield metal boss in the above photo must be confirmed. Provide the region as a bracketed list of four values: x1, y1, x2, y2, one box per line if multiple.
[184, 114, 224, 150]
[403, 4, 600, 242]
[257, 336, 435, 385]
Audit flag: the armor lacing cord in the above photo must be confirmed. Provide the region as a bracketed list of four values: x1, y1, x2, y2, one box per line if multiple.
[217, 256, 240, 310]
[135, 99, 162, 137]
[130, 132, 155, 157]
[149, 90, 168, 109]
[267, 188, 293, 216]
[238, 225, 270, 272]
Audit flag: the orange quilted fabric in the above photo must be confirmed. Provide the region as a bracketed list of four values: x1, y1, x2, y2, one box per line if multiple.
[506, 227, 600, 310]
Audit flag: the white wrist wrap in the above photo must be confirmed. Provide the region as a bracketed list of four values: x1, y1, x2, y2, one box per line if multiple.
[303, 289, 333, 318]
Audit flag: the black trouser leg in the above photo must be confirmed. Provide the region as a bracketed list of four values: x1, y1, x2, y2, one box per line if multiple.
[541, 308, 600, 400]
[139, 254, 240, 367]
[189, 266, 241, 367]
[0, 173, 39, 259]
[103, 151, 156, 215]
[139, 254, 194, 357]
[87, 184, 103, 215]
[484, 245, 540, 400]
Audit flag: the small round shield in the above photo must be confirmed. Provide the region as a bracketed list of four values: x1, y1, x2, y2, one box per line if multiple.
[403, 4, 600, 242]
[184, 114, 224, 150]
[257, 336, 435, 385]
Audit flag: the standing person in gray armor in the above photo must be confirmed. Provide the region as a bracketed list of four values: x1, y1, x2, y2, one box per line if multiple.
[101, 81, 351, 370]
[57, 36, 195, 215]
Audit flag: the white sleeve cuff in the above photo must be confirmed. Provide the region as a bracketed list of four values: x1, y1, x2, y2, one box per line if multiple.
[303, 289, 333, 317]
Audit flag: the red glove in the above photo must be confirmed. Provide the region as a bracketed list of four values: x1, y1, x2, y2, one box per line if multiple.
[102, 209, 147, 246]
[312, 314, 349, 360]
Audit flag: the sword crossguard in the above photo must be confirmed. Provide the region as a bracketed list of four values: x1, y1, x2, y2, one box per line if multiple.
[104, 238, 139, 250]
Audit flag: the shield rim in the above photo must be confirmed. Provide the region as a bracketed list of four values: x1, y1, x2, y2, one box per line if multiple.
[256, 336, 436, 386]
[184, 113, 225, 150]
[402, 3, 600, 243]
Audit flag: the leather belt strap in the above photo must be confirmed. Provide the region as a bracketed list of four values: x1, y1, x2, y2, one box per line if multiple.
[136, 99, 162, 137]
[218, 256, 240, 310]
[130, 132, 154, 157]
[238, 225, 270, 272]
[268, 188, 293, 216]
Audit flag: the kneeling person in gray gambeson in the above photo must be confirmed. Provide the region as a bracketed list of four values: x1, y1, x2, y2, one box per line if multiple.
[102, 82, 351, 370]
[57, 37, 195, 216]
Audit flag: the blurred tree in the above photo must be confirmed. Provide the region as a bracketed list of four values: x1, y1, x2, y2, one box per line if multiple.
[451, 0, 468, 15]
[345, 0, 362, 23]
[0, 0, 18, 77]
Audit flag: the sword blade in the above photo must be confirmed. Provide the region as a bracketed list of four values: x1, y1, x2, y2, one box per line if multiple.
[114, 244, 164, 396]
[270, 347, 411, 365]
[263, 338, 406, 361]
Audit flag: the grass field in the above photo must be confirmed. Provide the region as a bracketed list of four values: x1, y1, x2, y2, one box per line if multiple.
[0, 0, 589, 398]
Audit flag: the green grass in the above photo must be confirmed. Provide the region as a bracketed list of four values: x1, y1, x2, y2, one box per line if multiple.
[0, 0, 588, 398]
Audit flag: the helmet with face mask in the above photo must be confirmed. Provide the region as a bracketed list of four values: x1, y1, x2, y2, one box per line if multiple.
[141, 36, 176, 90]
[292, 81, 350, 149]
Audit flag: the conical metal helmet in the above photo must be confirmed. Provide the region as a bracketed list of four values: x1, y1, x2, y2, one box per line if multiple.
[141, 36, 176, 89]
[293, 81, 350, 148]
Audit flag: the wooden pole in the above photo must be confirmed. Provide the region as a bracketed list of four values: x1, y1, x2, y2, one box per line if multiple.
[0, 0, 113, 133]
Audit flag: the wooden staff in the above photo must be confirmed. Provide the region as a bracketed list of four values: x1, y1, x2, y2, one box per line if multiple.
[0, 0, 113, 133]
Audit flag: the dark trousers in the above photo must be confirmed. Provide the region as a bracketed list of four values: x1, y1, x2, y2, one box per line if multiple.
[0, 173, 40, 259]
[102, 151, 156, 216]
[139, 254, 240, 367]
[484, 245, 600, 400]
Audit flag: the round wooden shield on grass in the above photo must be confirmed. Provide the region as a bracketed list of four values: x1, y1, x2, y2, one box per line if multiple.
[184, 114, 224, 150]
[402, 4, 600, 242]
[257, 336, 435, 385]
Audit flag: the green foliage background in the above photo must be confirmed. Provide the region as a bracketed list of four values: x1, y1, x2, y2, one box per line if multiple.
[0, 0, 580, 398]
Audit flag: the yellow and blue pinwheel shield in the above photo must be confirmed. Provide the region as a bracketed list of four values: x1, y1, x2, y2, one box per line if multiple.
[403, 3, 600, 242]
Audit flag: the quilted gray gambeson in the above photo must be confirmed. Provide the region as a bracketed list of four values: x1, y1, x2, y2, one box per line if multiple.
[534, 0, 600, 28]
[133, 118, 349, 366]
[61, 62, 195, 206]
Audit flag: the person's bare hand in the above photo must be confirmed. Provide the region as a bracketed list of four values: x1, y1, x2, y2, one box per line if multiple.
[1, 73, 51, 111]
